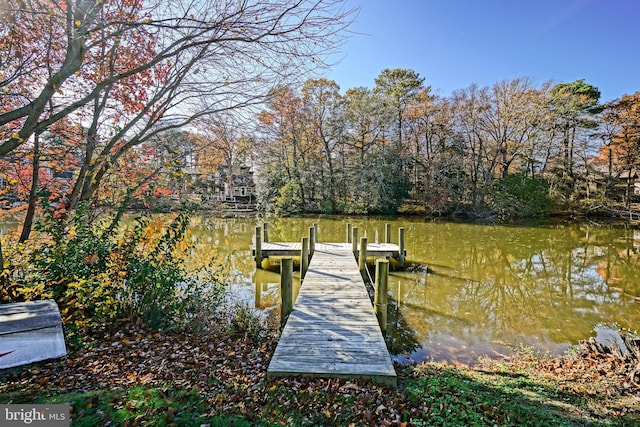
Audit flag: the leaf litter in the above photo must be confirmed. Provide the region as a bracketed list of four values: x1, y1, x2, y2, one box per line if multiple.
[0, 323, 638, 426]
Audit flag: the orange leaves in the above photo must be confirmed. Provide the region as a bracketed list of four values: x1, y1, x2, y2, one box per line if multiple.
[84, 253, 99, 265]
[257, 111, 275, 126]
[596, 92, 640, 177]
[0, 4, 66, 111]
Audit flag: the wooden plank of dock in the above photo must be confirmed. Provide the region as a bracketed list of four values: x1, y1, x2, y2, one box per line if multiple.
[260, 242, 400, 258]
[267, 243, 397, 386]
[260, 242, 303, 256]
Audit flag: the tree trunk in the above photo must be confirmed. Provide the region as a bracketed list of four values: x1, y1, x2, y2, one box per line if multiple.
[19, 132, 41, 243]
[563, 127, 570, 178]
[321, 133, 335, 210]
[0, 237, 5, 289]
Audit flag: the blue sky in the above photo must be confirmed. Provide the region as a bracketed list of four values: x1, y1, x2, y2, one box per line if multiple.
[325, 0, 640, 102]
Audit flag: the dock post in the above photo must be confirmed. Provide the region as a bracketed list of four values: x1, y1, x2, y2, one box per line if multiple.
[314, 223, 319, 242]
[301, 237, 309, 279]
[309, 226, 316, 256]
[263, 222, 269, 243]
[347, 224, 352, 243]
[385, 223, 391, 244]
[255, 281, 262, 308]
[255, 226, 262, 268]
[374, 259, 389, 332]
[398, 227, 405, 266]
[351, 226, 358, 255]
[359, 236, 368, 271]
[280, 257, 293, 327]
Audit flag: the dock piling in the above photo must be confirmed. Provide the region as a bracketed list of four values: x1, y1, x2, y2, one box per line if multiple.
[351, 227, 358, 254]
[385, 223, 391, 244]
[280, 257, 293, 327]
[263, 222, 269, 243]
[359, 237, 367, 271]
[301, 237, 309, 279]
[309, 226, 316, 257]
[255, 226, 262, 268]
[346, 223, 352, 243]
[374, 259, 389, 332]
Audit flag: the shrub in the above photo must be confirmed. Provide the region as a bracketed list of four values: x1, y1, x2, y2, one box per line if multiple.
[488, 174, 551, 219]
[5, 202, 225, 347]
[274, 181, 303, 215]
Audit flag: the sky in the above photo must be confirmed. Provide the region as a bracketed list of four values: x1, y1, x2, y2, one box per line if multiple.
[324, 0, 640, 102]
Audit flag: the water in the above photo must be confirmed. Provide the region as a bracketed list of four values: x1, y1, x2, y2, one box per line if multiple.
[4, 215, 640, 364]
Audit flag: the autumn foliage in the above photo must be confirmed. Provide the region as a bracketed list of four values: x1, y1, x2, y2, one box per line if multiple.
[1, 204, 225, 347]
[1, 0, 353, 229]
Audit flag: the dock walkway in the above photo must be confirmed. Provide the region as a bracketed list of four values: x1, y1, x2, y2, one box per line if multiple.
[266, 242, 397, 386]
[259, 242, 401, 258]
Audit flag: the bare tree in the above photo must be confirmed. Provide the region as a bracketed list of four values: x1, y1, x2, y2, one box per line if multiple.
[1, 0, 355, 218]
[301, 78, 343, 209]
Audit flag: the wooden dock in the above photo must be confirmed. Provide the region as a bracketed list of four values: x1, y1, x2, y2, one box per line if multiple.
[260, 242, 401, 258]
[266, 242, 397, 386]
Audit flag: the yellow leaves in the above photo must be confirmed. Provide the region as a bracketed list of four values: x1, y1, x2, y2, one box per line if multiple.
[15, 282, 53, 301]
[67, 279, 87, 290]
[10, 132, 19, 140]
[74, 20, 81, 27]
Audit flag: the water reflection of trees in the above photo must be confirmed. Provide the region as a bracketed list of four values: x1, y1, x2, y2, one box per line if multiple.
[187, 216, 257, 297]
[180, 217, 640, 361]
[393, 222, 640, 360]
[384, 293, 421, 356]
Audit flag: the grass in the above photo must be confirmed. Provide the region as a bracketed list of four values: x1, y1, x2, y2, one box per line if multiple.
[404, 363, 604, 427]
[4, 387, 265, 427]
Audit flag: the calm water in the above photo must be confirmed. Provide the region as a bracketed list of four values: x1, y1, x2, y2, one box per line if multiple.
[3, 215, 640, 364]
[185, 216, 640, 364]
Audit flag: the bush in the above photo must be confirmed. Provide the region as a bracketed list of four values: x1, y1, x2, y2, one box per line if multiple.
[274, 181, 303, 215]
[488, 174, 551, 219]
[4, 202, 225, 347]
